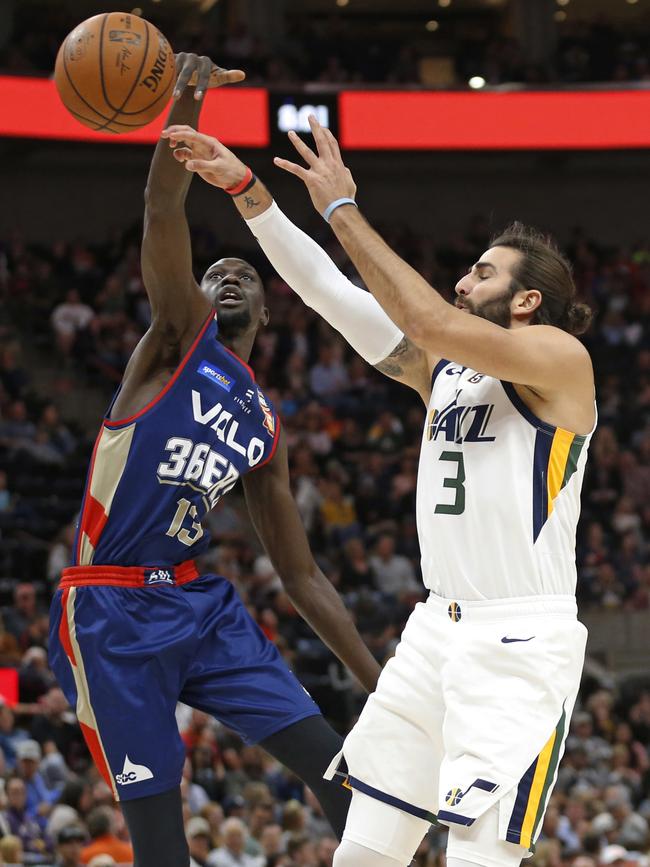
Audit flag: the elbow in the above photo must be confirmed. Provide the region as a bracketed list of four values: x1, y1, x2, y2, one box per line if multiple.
[144, 186, 184, 217]
[404, 312, 444, 350]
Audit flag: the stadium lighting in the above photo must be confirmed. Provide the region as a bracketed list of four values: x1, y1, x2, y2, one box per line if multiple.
[468, 76, 486, 89]
[426, 20, 439, 31]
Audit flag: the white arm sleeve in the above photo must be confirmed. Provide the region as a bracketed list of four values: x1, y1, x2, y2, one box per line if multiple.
[245, 202, 403, 366]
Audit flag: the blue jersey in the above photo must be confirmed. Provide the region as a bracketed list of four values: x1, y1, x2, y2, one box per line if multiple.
[73, 314, 280, 567]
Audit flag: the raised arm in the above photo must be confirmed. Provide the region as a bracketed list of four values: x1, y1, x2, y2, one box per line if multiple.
[273, 117, 594, 427]
[160, 124, 433, 402]
[142, 55, 243, 340]
[242, 432, 381, 694]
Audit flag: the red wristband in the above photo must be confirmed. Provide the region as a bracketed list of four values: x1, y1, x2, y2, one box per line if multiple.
[225, 167, 254, 196]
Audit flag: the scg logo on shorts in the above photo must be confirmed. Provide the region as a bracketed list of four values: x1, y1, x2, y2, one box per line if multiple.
[116, 756, 153, 786]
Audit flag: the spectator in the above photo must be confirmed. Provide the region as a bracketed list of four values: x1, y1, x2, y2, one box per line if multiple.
[87, 857, 116, 867]
[0, 834, 23, 866]
[308, 344, 349, 402]
[369, 534, 420, 596]
[315, 836, 337, 867]
[286, 833, 316, 866]
[187, 815, 215, 867]
[1, 776, 48, 858]
[31, 687, 86, 773]
[80, 806, 134, 865]
[55, 824, 87, 867]
[15, 738, 62, 819]
[0, 699, 30, 770]
[207, 816, 265, 867]
[51, 290, 95, 358]
[3, 583, 41, 643]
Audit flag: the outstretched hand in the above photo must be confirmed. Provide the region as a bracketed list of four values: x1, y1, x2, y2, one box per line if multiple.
[161, 125, 249, 190]
[274, 115, 356, 216]
[173, 52, 245, 101]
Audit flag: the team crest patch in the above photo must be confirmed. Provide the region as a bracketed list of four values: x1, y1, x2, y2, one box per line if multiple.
[445, 779, 499, 808]
[197, 361, 234, 392]
[144, 568, 174, 586]
[257, 389, 275, 436]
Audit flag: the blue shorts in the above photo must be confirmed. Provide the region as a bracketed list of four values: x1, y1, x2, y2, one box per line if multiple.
[49, 561, 320, 801]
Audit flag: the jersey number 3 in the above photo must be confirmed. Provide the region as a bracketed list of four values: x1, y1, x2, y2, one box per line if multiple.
[166, 498, 204, 546]
[434, 451, 466, 515]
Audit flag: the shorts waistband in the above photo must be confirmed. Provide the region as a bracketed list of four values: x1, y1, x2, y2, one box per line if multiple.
[427, 592, 577, 622]
[60, 560, 199, 589]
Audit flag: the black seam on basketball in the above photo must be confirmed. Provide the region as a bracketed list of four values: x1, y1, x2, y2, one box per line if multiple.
[95, 14, 150, 131]
[112, 74, 173, 115]
[99, 13, 150, 116]
[62, 31, 116, 124]
[67, 107, 145, 129]
[98, 13, 114, 112]
[118, 28, 173, 114]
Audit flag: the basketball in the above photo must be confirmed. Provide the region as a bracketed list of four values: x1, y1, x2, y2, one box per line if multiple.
[54, 12, 176, 133]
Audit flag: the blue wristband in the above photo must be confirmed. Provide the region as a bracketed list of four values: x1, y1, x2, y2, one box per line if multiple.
[322, 197, 358, 224]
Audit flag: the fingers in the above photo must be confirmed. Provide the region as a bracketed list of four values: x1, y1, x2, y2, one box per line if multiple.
[173, 53, 195, 99]
[194, 55, 212, 100]
[323, 125, 343, 161]
[172, 147, 193, 162]
[308, 114, 334, 159]
[162, 125, 216, 149]
[184, 158, 214, 173]
[273, 157, 310, 181]
[287, 130, 318, 167]
[211, 66, 246, 87]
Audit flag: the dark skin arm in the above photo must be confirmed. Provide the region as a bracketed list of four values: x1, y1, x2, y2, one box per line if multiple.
[110, 55, 244, 421]
[142, 54, 247, 337]
[242, 431, 381, 694]
[159, 124, 435, 403]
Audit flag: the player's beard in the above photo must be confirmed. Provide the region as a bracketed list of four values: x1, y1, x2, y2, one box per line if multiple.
[464, 287, 514, 328]
[216, 307, 253, 336]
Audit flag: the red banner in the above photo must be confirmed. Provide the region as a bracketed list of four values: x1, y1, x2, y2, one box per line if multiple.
[2, 76, 650, 150]
[339, 90, 650, 150]
[0, 75, 269, 146]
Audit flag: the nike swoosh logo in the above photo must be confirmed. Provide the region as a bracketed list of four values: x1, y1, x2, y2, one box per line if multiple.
[501, 636, 535, 644]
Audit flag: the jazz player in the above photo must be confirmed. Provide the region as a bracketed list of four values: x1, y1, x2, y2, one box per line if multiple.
[161, 116, 596, 867]
[48, 59, 380, 867]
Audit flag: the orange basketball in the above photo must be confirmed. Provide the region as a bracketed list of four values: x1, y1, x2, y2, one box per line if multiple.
[54, 12, 176, 133]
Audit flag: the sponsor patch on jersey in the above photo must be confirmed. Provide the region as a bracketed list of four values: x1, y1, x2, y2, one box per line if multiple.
[256, 388, 275, 436]
[144, 568, 174, 586]
[197, 361, 234, 392]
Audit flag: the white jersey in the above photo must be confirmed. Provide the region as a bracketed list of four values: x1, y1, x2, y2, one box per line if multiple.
[416, 360, 593, 600]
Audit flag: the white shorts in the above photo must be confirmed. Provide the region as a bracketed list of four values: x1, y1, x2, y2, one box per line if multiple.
[325, 593, 587, 860]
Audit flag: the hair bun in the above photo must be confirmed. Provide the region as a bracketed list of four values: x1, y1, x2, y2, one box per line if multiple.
[566, 302, 593, 336]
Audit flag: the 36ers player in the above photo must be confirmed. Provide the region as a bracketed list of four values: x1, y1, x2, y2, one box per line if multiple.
[48, 57, 380, 867]
[162, 118, 597, 867]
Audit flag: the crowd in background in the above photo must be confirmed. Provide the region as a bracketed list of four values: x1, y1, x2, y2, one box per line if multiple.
[2, 2, 650, 87]
[0, 208, 646, 865]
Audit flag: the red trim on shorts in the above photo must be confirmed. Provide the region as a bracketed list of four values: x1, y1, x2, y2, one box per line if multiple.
[60, 559, 200, 588]
[80, 721, 113, 790]
[104, 313, 214, 428]
[58, 588, 75, 665]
